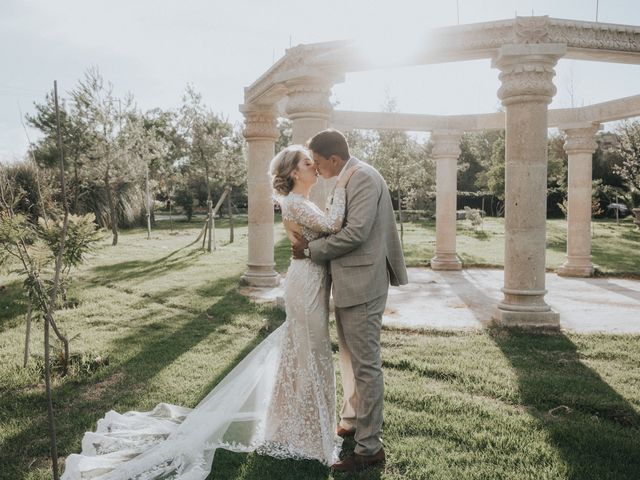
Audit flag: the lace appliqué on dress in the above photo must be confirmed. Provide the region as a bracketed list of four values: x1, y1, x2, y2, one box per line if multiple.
[278, 188, 346, 241]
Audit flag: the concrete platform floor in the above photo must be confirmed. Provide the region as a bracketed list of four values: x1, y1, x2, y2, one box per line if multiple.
[239, 268, 640, 334]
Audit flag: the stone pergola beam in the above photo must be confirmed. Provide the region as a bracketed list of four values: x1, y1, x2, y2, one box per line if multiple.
[330, 110, 504, 133]
[244, 41, 347, 105]
[308, 17, 640, 73]
[549, 94, 640, 126]
[245, 17, 640, 113]
[330, 94, 640, 134]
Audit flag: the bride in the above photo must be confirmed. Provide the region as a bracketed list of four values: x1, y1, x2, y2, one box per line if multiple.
[62, 145, 358, 479]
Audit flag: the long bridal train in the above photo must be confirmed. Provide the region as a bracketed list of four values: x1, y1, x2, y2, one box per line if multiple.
[63, 277, 341, 480]
[63, 325, 285, 479]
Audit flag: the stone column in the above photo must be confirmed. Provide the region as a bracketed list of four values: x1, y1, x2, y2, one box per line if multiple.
[557, 123, 600, 277]
[285, 76, 335, 208]
[430, 130, 463, 271]
[491, 43, 566, 327]
[240, 104, 280, 287]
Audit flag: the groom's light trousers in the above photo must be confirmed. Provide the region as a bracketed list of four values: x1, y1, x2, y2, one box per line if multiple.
[335, 292, 387, 456]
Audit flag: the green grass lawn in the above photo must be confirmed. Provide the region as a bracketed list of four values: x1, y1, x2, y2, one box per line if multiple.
[0, 216, 639, 479]
[400, 216, 640, 275]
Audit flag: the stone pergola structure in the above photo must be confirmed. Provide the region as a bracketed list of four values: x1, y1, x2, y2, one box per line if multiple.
[241, 16, 640, 327]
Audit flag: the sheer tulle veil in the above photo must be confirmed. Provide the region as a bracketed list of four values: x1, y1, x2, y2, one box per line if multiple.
[63, 324, 288, 478]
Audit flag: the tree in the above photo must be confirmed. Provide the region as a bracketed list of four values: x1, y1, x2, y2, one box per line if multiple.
[122, 113, 170, 239]
[71, 67, 143, 245]
[145, 108, 187, 216]
[370, 96, 428, 242]
[1, 174, 102, 480]
[27, 92, 91, 213]
[0, 159, 55, 223]
[458, 132, 489, 193]
[212, 128, 245, 243]
[485, 132, 506, 204]
[180, 86, 243, 250]
[481, 131, 566, 216]
[1, 83, 102, 477]
[547, 132, 568, 217]
[345, 129, 378, 163]
[275, 118, 292, 152]
[613, 120, 640, 207]
[174, 185, 194, 221]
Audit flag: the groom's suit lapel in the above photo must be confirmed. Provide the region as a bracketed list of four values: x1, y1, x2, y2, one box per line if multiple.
[325, 157, 358, 212]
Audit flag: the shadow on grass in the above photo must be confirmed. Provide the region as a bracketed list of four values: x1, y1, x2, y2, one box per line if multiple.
[545, 237, 567, 253]
[592, 242, 640, 274]
[447, 273, 640, 479]
[90, 246, 205, 284]
[0, 279, 27, 333]
[488, 328, 640, 480]
[620, 229, 640, 242]
[210, 432, 380, 480]
[470, 230, 491, 240]
[148, 217, 207, 231]
[209, 449, 334, 480]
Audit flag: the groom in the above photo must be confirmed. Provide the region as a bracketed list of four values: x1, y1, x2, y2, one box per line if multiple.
[292, 129, 408, 472]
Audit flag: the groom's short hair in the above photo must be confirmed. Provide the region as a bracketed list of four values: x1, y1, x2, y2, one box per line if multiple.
[308, 129, 350, 161]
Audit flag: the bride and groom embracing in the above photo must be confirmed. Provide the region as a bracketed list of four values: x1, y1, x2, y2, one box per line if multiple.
[63, 129, 408, 479]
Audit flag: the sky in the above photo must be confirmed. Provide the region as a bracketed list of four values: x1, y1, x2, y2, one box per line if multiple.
[1, 0, 639, 162]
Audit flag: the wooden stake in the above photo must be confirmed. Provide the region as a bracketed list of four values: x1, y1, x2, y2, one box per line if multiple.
[207, 200, 214, 252]
[23, 300, 31, 368]
[44, 311, 59, 479]
[202, 214, 208, 250]
[52, 80, 70, 369]
[227, 186, 234, 243]
[146, 163, 151, 239]
[193, 188, 231, 249]
[169, 194, 173, 232]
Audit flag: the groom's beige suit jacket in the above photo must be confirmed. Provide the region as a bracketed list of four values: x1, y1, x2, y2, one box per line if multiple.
[308, 157, 408, 307]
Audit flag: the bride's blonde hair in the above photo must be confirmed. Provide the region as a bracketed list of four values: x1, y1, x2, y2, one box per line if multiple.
[270, 145, 308, 196]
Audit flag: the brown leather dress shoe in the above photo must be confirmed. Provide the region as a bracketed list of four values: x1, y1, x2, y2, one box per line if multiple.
[331, 447, 386, 472]
[336, 426, 356, 438]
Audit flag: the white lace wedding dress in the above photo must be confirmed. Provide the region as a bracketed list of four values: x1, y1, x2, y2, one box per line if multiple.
[62, 189, 347, 480]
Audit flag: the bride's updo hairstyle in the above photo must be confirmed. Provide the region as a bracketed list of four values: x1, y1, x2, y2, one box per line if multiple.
[270, 145, 308, 196]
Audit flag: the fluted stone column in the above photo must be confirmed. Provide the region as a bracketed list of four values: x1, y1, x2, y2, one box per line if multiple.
[240, 104, 280, 287]
[285, 76, 336, 209]
[430, 130, 463, 271]
[491, 43, 565, 327]
[557, 123, 600, 277]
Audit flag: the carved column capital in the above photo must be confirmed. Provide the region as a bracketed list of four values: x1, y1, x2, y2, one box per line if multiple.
[284, 76, 334, 120]
[492, 43, 566, 106]
[562, 123, 601, 154]
[240, 104, 279, 141]
[431, 130, 463, 159]
[514, 16, 551, 44]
